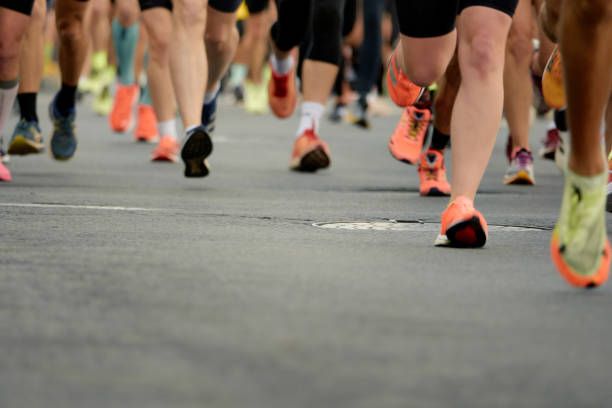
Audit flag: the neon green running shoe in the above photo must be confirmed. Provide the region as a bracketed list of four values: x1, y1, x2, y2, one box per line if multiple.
[93, 84, 113, 116]
[244, 80, 269, 115]
[550, 169, 610, 288]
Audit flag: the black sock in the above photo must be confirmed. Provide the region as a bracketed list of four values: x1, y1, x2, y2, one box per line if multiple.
[56, 83, 77, 116]
[17, 93, 38, 123]
[554, 108, 567, 132]
[430, 127, 450, 151]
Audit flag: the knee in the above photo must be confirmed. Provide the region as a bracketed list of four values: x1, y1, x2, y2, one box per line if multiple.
[173, 0, 206, 27]
[463, 33, 502, 81]
[205, 22, 238, 55]
[0, 33, 21, 63]
[406, 64, 445, 87]
[148, 32, 171, 64]
[115, 3, 139, 26]
[506, 25, 533, 65]
[56, 13, 85, 48]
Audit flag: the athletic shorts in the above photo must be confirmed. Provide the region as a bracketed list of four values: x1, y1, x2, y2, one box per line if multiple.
[139, 0, 242, 13]
[0, 0, 35, 15]
[245, 0, 268, 14]
[397, 0, 518, 38]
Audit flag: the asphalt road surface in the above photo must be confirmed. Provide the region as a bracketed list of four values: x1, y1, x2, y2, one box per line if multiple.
[1, 90, 611, 408]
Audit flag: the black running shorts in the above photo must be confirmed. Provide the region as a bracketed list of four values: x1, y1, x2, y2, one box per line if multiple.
[397, 0, 518, 38]
[245, 0, 269, 14]
[139, 0, 242, 12]
[0, 0, 35, 15]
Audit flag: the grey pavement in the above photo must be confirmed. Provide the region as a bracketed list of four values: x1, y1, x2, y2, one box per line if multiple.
[1, 90, 611, 408]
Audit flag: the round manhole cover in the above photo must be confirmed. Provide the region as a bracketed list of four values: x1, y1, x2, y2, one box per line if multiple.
[312, 220, 546, 232]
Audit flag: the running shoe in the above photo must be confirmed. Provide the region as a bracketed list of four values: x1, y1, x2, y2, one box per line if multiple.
[201, 95, 217, 136]
[8, 119, 45, 155]
[551, 170, 610, 288]
[0, 153, 11, 182]
[386, 49, 425, 108]
[93, 84, 113, 116]
[180, 126, 213, 177]
[134, 104, 159, 143]
[290, 128, 330, 172]
[542, 47, 566, 109]
[110, 84, 139, 132]
[329, 102, 347, 123]
[434, 196, 488, 248]
[418, 149, 451, 196]
[151, 135, 180, 163]
[244, 80, 269, 114]
[388, 106, 431, 165]
[268, 54, 297, 119]
[347, 96, 370, 129]
[539, 125, 560, 160]
[49, 98, 77, 161]
[233, 85, 244, 104]
[504, 147, 535, 185]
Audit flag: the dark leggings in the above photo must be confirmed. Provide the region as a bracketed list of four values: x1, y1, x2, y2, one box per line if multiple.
[355, 0, 386, 95]
[271, 0, 346, 66]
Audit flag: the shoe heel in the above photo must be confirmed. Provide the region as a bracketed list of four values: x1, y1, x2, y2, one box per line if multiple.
[181, 130, 213, 178]
[446, 216, 487, 248]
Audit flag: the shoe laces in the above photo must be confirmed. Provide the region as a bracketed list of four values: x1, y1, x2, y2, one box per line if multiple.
[513, 149, 533, 167]
[405, 110, 427, 140]
[54, 114, 74, 137]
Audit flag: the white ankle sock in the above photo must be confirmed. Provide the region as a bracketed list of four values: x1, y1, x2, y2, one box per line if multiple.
[0, 78, 19, 135]
[296, 102, 324, 137]
[157, 119, 177, 140]
[270, 53, 294, 76]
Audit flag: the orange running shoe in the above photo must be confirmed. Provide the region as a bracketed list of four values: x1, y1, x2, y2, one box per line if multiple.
[290, 128, 330, 172]
[389, 106, 431, 165]
[109, 84, 139, 132]
[151, 135, 179, 162]
[268, 53, 297, 119]
[386, 49, 425, 108]
[542, 47, 566, 109]
[418, 149, 451, 196]
[0, 157, 11, 182]
[134, 104, 159, 143]
[434, 196, 488, 248]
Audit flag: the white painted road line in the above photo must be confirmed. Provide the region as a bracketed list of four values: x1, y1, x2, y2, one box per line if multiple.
[0, 203, 161, 212]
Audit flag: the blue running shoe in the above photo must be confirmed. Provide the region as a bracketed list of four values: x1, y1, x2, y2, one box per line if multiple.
[201, 96, 217, 136]
[8, 119, 45, 155]
[49, 98, 77, 161]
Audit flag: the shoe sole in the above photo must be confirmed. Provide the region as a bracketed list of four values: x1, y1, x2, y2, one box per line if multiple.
[181, 130, 213, 178]
[421, 187, 450, 197]
[8, 137, 44, 155]
[435, 216, 487, 248]
[389, 147, 417, 165]
[504, 170, 535, 185]
[550, 227, 610, 288]
[291, 146, 330, 173]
